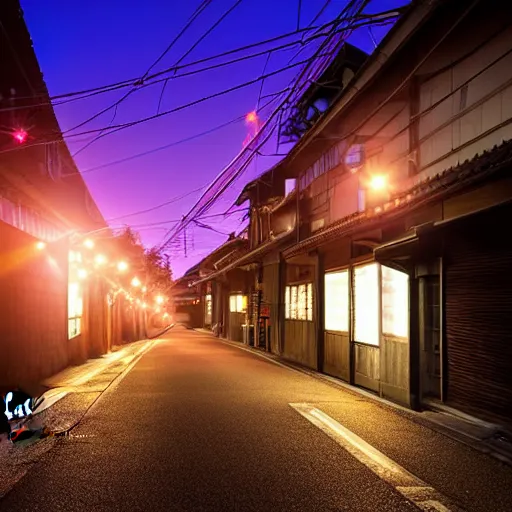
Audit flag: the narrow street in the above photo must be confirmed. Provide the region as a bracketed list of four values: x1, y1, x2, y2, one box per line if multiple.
[1, 326, 511, 512]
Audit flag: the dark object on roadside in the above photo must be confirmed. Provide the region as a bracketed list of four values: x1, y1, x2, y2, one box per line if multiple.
[2, 390, 34, 421]
[0, 412, 10, 435]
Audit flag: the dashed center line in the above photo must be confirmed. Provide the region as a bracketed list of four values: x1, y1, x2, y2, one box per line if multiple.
[290, 403, 465, 512]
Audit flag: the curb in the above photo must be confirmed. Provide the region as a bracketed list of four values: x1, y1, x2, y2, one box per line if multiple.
[5, 337, 159, 440]
[195, 328, 512, 467]
[49, 337, 159, 437]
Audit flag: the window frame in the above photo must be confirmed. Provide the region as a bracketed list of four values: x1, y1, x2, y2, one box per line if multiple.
[284, 282, 314, 321]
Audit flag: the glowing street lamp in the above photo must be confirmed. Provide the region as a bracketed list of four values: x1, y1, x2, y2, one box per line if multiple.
[84, 239, 95, 249]
[35, 241, 46, 251]
[155, 295, 164, 305]
[117, 261, 128, 272]
[131, 277, 141, 288]
[95, 254, 107, 266]
[369, 175, 387, 191]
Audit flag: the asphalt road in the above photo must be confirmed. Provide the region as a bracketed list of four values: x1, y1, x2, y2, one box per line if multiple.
[1, 326, 512, 511]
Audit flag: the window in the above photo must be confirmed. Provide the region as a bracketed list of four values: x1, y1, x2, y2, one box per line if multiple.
[307, 283, 313, 321]
[285, 286, 291, 319]
[229, 294, 247, 313]
[298, 284, 307, 320]
[285, 283, 314, 321]
[205, 294, 212, 325]
[381, 266, 409, 338]
[68, 282, 83, 339]
[353, 263, 380, 346]
[285, 179, 296, 196]
[325, 270, 349, 331]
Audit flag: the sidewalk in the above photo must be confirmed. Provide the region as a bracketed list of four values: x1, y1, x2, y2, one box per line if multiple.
[0, 334, 166, 498]
[195, 327, 512, 467]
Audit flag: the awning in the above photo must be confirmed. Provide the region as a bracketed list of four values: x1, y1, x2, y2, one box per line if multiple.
[374, 232, 419, 261]
[191, 229, 294, 286]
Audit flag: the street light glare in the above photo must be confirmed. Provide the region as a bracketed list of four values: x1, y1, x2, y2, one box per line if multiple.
[131, 277, 141, 287]
[84, 239, 94, 249]
[370, 175, 387, 191]
[95, 254, 107, 266]
[117, 261, 128, 272]
[35, 241, 46, 251]
[156, 295, 164, 304]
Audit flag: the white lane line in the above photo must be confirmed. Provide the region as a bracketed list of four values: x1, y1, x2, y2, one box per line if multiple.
[290, 403, 465, 512]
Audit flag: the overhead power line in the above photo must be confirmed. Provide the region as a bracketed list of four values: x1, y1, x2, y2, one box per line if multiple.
[0, 9, 401, 116]
[67, 0, 213, 156]
[157, 0, 377, 252]
[157, 0, 244, 113]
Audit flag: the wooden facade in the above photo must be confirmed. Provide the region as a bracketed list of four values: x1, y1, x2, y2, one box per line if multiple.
[194, 0, 512, 426]
[0, 2, 111, 392]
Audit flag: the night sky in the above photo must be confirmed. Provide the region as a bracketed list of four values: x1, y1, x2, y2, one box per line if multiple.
[21, 0, 406, 277]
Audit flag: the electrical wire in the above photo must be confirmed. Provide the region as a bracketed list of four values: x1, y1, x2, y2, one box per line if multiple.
[157, 0, 372, 252]
[156, 0, 244, 113]
[67, 0, 213, 156]
[293, 0, 489, 173]
[155, 15, 343, 251]
[66, 114, 247, 177]
[105, 186, 206, 222]
[0, 10, 401, 116]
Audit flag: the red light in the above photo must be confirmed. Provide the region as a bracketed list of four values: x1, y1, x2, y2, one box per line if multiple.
[245, 111, 258, 123]
[13, 129, 28, 144]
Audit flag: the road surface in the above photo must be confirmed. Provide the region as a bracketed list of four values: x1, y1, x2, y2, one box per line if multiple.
[1, 326, 511, 511]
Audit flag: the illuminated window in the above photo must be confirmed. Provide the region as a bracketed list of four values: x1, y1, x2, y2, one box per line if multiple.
[290, 286, 298, 319]
[381, 266, 409, 338]
[307, 283, 313, 321]
[205, 294, 212, 325]
[230, 294, 247, 313]
[354, 263, 379, 346]
[68, 282, 83, 339]
[298, 284, 307, 320]
[285, 284, 313, 321]
[325, 270, 349, 331]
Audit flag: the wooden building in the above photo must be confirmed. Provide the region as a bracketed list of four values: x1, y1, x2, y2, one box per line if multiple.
[190, 0, 512, 427]
[0, 2, 109, 391]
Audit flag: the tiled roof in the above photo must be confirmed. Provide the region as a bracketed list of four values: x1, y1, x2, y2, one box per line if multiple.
[284, 139, 512, 258]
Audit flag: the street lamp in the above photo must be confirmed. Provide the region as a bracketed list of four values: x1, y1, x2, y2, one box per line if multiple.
[95, 254, 107, 266]
[155, 295, 164, 305]
[84, 239, 95, 249]
[117, 261, 128, 272]
[131, 277, 141, 288]
[369, 175, 387, 191]
[35, 241, 46, 251]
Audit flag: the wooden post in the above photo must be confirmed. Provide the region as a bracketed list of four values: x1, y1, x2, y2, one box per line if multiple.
[316, 251, 325, 373]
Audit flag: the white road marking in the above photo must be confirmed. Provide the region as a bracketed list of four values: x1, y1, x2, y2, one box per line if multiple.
[290, 403, 465, 512]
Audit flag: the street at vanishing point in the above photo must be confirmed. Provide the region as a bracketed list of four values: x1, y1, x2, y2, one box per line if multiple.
[1, 325, 511, 512]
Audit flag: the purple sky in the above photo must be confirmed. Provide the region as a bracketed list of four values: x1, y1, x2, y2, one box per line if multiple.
[21, 0, 405, 277]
